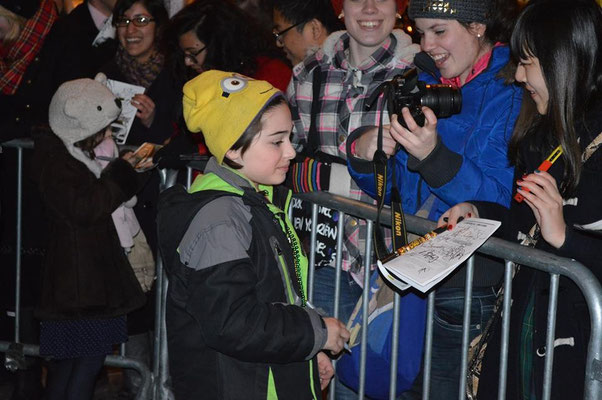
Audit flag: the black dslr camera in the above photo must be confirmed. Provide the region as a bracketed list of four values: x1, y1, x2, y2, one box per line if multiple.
[384, 68, 462, 128]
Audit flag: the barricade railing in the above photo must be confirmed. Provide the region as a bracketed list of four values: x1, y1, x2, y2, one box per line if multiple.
[0, 138, 152, 400]
[3, 137, 601, 400]
[291, 192, 602, 400]
[154, 166, 602, 400]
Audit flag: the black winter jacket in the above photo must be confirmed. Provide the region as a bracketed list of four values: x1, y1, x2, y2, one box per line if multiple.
[159, 158, 327, 400]
[477, 102, 602, 399]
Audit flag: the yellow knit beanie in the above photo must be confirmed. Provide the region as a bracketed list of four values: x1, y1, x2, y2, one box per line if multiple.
[182, 70, 282, 164]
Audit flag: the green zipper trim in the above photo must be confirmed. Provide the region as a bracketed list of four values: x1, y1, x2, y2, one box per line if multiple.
[276, 251, 295, 304]
[267, 367, 278, 400]
[309, 359, 318, 400]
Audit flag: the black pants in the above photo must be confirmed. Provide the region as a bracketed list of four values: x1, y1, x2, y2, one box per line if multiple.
[45, 354, 106, 400]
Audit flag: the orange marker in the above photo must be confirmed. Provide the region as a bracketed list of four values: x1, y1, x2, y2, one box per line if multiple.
[514, 145, 563, 202]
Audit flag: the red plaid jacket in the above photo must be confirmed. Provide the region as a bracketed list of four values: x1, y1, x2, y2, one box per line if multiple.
[0, 0, 58, 95]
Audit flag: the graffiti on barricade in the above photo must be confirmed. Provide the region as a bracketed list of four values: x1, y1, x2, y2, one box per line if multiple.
[290, 197, 339, 267]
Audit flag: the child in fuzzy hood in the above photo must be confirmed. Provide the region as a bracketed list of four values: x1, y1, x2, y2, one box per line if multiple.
[30, 73, 148, 400]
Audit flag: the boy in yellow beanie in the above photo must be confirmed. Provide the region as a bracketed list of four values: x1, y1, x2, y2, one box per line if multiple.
[158, 70, 350, 399]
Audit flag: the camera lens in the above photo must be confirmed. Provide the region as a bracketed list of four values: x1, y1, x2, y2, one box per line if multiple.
[420, 84, 462, 118]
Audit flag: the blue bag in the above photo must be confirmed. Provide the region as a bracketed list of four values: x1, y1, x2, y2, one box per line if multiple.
[336, 269, 427, 399]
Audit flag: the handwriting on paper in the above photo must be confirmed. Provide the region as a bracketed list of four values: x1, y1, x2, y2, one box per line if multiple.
[379, 218, 501, 293]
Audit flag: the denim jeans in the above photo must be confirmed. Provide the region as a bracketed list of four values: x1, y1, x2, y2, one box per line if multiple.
[311, 267, 364, 399]
[399, 286, 497, 400]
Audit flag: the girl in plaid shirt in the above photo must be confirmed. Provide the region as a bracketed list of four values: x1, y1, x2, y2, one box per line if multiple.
[287, 0, 419, 398]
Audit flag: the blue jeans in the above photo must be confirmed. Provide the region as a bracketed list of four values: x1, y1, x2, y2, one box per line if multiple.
[311, 267, 364, 399]
[399, 286, 497, 400]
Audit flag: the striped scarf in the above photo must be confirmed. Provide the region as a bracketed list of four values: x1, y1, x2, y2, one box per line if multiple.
[0, 0, 58, 95]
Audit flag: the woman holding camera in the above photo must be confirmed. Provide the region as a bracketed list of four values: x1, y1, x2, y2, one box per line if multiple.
[346, 0, 521, 398]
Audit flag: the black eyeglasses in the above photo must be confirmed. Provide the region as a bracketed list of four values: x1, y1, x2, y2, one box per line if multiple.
[115, 16, 156, 28]
[184, 46, 207, 64]
[272, 21, 304, 43]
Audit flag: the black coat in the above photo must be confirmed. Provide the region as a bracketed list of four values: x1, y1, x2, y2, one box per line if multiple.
[49, 1, 118, 87]
[99, 61, 179, 147]
[476, 104, 602, 399]
[100, 61, 180, 253]
[30, 132, 147, 320]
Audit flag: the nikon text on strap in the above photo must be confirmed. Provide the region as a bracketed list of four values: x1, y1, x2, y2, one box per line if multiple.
[371, 85, 408, 260]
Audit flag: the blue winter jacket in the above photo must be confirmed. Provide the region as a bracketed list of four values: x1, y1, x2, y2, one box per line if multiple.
[347, 46, 522, 220]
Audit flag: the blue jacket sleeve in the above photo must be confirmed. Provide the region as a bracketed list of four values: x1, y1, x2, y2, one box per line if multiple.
[346, 126, 396, 204]
[425, 84, 522, 208]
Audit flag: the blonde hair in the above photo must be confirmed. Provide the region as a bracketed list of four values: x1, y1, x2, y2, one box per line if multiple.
[0, 6, 26, 45]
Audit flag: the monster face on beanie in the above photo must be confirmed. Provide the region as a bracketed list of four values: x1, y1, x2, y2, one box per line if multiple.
[182, 70, 282, 164]
[49, 73, 122, 177]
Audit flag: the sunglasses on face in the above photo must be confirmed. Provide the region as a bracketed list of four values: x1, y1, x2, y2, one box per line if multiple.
[115, 15, 156, 28]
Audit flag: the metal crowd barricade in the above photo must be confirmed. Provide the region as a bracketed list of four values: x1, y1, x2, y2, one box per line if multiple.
[150, 166, 602, 400]
[0, 138, 152, 400]
[3, 138, 602, 400]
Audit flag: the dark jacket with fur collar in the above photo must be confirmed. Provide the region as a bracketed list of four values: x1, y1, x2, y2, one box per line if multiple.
[30, 131, 146, 320]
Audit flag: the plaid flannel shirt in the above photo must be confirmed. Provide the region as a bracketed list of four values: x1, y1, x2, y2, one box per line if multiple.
[287, 30, 419, 281]
[0, 0, 57, 95]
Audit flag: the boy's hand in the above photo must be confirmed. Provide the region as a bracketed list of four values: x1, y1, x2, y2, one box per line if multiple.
[317, 352, 334, 390]
[323, 317, 350, 355]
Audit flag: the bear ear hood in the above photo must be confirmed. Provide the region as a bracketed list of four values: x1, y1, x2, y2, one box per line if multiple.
[48, 73, 122, 177]
[49, 73, 120, 145]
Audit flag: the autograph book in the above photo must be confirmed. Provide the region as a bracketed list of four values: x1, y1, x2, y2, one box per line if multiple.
[378, 218, 501, 293]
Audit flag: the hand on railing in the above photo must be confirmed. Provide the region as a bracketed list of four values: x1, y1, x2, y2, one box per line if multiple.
[438, 202, 479, 230]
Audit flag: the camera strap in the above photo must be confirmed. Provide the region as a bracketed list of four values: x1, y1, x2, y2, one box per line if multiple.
[372, 87, 408, 260]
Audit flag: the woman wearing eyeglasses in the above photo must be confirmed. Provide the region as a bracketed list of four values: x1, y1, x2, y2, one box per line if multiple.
[100, 0, 176, 148]
[99, 0, 176, 249]
[98, 1, 176, 397]
[165, 0, 291, 92]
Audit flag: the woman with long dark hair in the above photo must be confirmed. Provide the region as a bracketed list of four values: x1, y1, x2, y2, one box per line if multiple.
[441, 1, 602, 398]
[165, 0, 291, 92]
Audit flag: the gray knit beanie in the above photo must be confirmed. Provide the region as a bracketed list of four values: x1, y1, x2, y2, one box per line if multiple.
[408, 0, 491, 23]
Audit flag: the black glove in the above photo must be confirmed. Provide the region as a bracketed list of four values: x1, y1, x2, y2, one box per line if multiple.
[152, 133, 198, 169]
